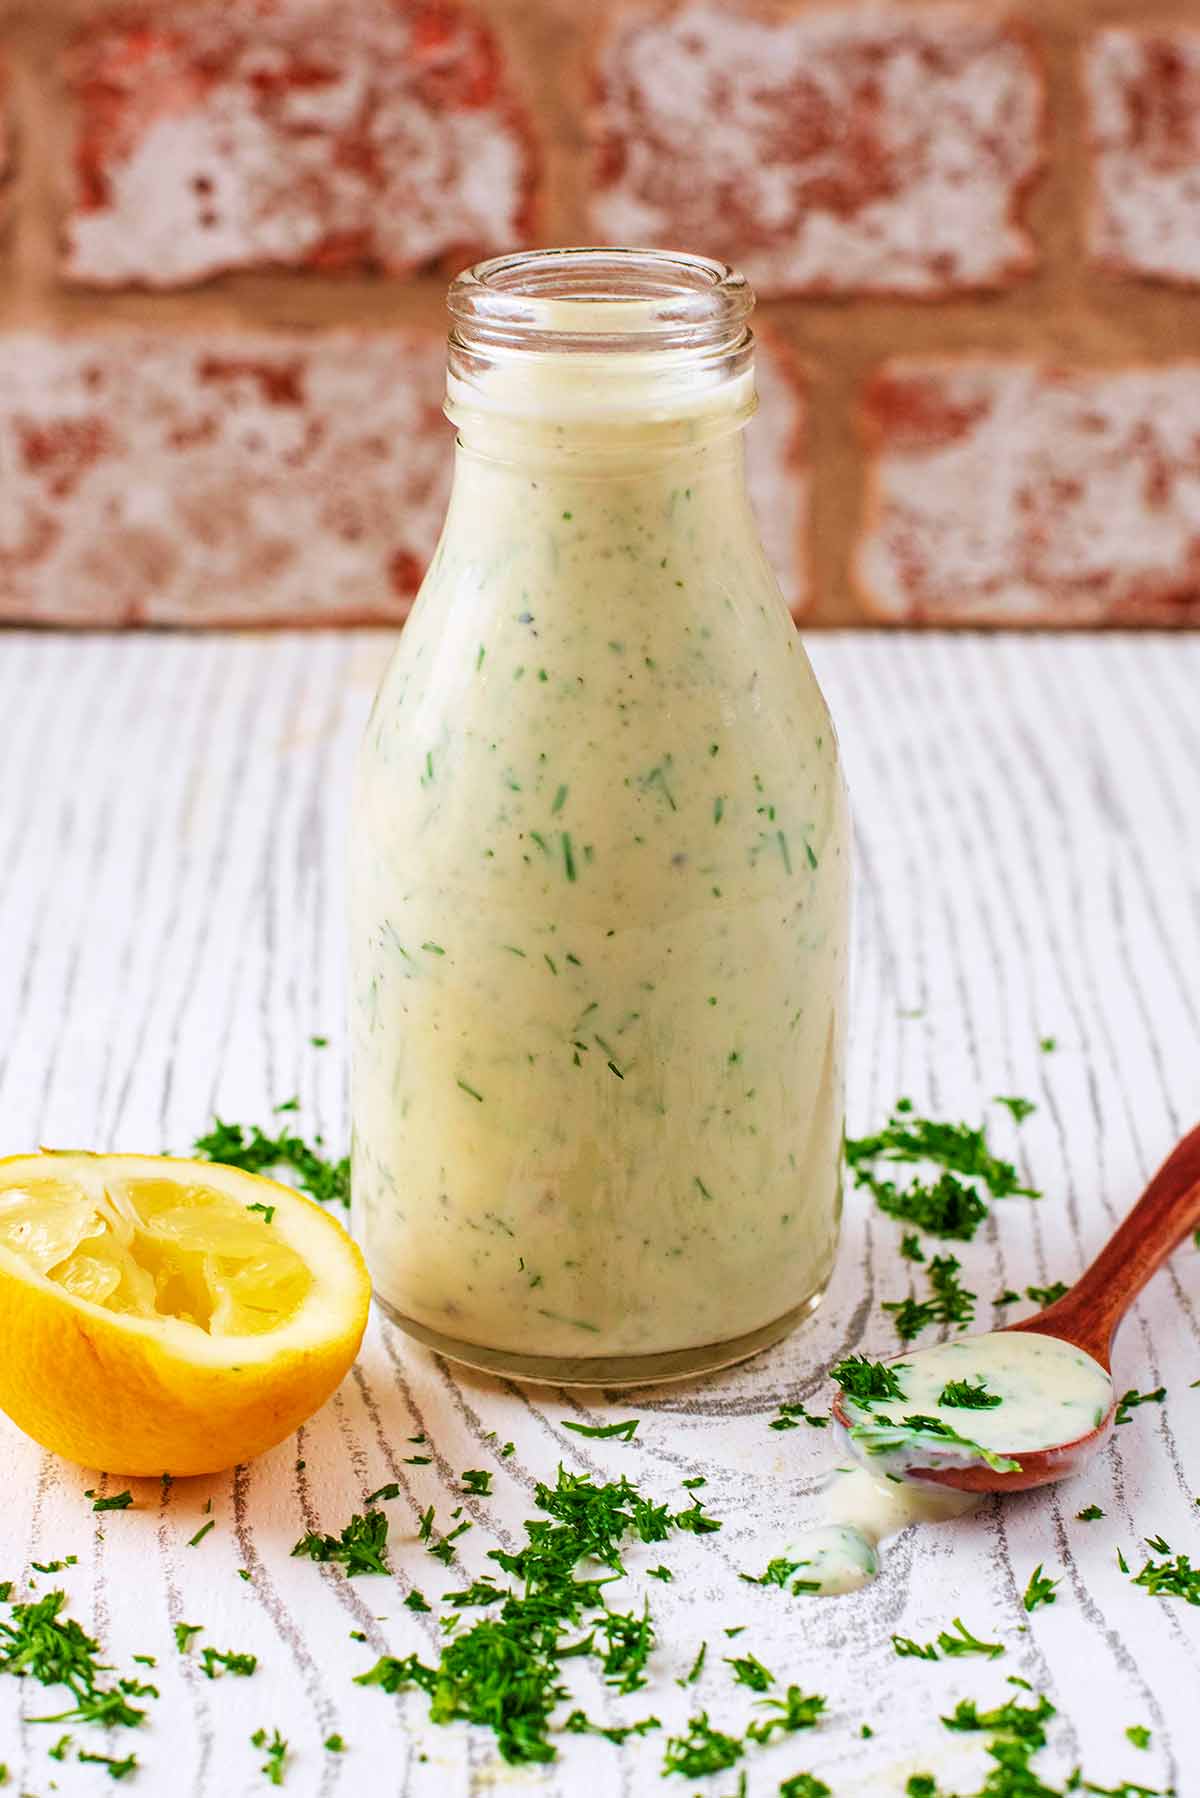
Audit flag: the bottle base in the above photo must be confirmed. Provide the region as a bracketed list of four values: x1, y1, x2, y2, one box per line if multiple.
[373, 1283, 828, 1387]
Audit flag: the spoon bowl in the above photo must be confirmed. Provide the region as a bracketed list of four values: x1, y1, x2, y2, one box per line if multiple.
[829, 1386, 1115, 1493]
[831, 1120, 1200, 1494]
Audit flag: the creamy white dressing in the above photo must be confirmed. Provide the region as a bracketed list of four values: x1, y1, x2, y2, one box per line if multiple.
[843, 1331, 1113, 1476]
[785, 1469, 976, 1596]
[782, 1333, 1113, 1596]
[349, 255, 850, 1379]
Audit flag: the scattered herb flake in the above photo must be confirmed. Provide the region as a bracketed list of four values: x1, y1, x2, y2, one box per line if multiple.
[831, 1355, 909, 1405]
[291, 1511, 390, 1577]
[200, 1646, 257, 1680]
[1026, 1281, 1070, 1307]
[193, 1116, 348, 1207]
[936, 1617, 1004, 1659]
[993, 1096, 1037, 1123]
[1022, 1564, 1060, 1612]
[561, 1418, 638, 1441]
[1130, 1547, 1200, 1604]
[1114, 1388, 1166, 1426]
[939, 1378, 1002, 1411]
[726, 1652, 773, 1691]
[88, 1491, 133, 1513]
[251, 1726, 287, 1786]
[745, 1686, 827, 1744]
[365, 1483, 400, 1505]
[662, 1711, 742, 1778]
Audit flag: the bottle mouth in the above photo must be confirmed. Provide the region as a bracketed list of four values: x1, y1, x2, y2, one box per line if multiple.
[448, 247, 754, 357]
[445, 248, 757, 448]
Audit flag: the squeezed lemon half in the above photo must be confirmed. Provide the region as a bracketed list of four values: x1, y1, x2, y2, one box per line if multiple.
[0, 1152, 371, 1476]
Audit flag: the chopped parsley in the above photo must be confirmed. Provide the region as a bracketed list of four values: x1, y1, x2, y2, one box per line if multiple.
[993, 1096, 1036, 1123]
[460, 1470, 493, 1495]
[1022, 1564, 1060, 1612]
[85, 1490, 133, 1512]
[174, 1622, 202, 1651]
[900, 1232, 925, 1262]
[251, 1726, 287, 1786]
[725, 1652, 773, 1691]
[291, 1510, 390, 1576]
[740, 1557, 822, 1596]
[830, 1355, 908, 1405]
[744, 1687, 826, 1744]
[187, 1520, 215, 1548]
[942, 1691, 1056, 1743]
[893, 1618, 1004, 1661]
[365, 1483, 400, 1505]
[1025, 1281, 1070, 1307]
[1114, 1387, 1166, 1426]
[355, 1466, 723, 1765]
[562, 1710, 661, 1745]
[884, 1255, 976, 1341]
[680, 1641, 708, 1686]
[1076, 1504, 1105, 1521]
[193, 1117, 348, 1207]
[323, 1734, 346, 1752]
[404, 1589, 431, 1613]
[780, 1779, 831, 1798]
[847, 1102, 1038, 1245]
[77, 1749, 138, 1780]
[769, 1402, 828, 1432]
[1130, 1543, 1200, 1604]
[939, 1378, 1002, 1410]
[662, 1712, 742, 1777]
[1126, 1725, 1151, 1749]
[0, 1591, 146, 1729]
[200, 1646, 257, 1679]
[910, 1686, 1166, 1798]
[872, 1172, 989, 1242]
[561, 1418, 638, 1441]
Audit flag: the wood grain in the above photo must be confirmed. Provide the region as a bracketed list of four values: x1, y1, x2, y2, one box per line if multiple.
[0, 630, 1197, 1794]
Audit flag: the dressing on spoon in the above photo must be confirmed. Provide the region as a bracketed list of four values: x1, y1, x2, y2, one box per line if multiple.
[782, 1332, 1112, 1595]
[780, 1120, 1200, 1595]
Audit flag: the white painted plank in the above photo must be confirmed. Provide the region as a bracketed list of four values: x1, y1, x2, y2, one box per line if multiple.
[0, 631, 1197, 1796]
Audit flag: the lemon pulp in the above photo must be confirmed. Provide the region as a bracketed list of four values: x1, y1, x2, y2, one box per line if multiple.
[0, 1171, 313, 1336]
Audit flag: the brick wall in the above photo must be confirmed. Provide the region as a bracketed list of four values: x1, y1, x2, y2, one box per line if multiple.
[1, 0, 1199, 629]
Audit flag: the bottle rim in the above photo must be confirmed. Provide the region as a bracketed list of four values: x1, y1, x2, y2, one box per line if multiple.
[447, 247, 754, 357]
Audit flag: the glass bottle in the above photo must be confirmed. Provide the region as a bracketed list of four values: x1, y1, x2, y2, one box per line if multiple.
[349, 248, 849, 1383]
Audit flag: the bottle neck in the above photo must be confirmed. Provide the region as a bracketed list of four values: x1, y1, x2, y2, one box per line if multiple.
[447, 355, 756, 475]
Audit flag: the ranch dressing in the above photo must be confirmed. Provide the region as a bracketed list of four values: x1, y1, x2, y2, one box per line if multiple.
[349, 250, 850, 1381]
[784, 1333, 1113, 1595]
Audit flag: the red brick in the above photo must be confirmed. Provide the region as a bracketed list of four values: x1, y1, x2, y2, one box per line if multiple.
[62, 0, 537, 287]
[748, 327, 809, 617]
[857, 360, 1200, 626]
[0, 332, 450, 626]
[588, 3, 1044, 298]
[1086, 28, 1200, 287]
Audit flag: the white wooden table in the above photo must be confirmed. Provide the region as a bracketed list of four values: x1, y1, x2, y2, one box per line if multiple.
[1, 631, 1198, 1797]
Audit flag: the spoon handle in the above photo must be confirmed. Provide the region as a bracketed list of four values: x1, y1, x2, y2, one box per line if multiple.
[1008, 1121, 1200, 1368]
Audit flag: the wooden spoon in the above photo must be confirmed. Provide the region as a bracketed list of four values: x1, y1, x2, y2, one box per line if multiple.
[830, 1122, 1200, 1493]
